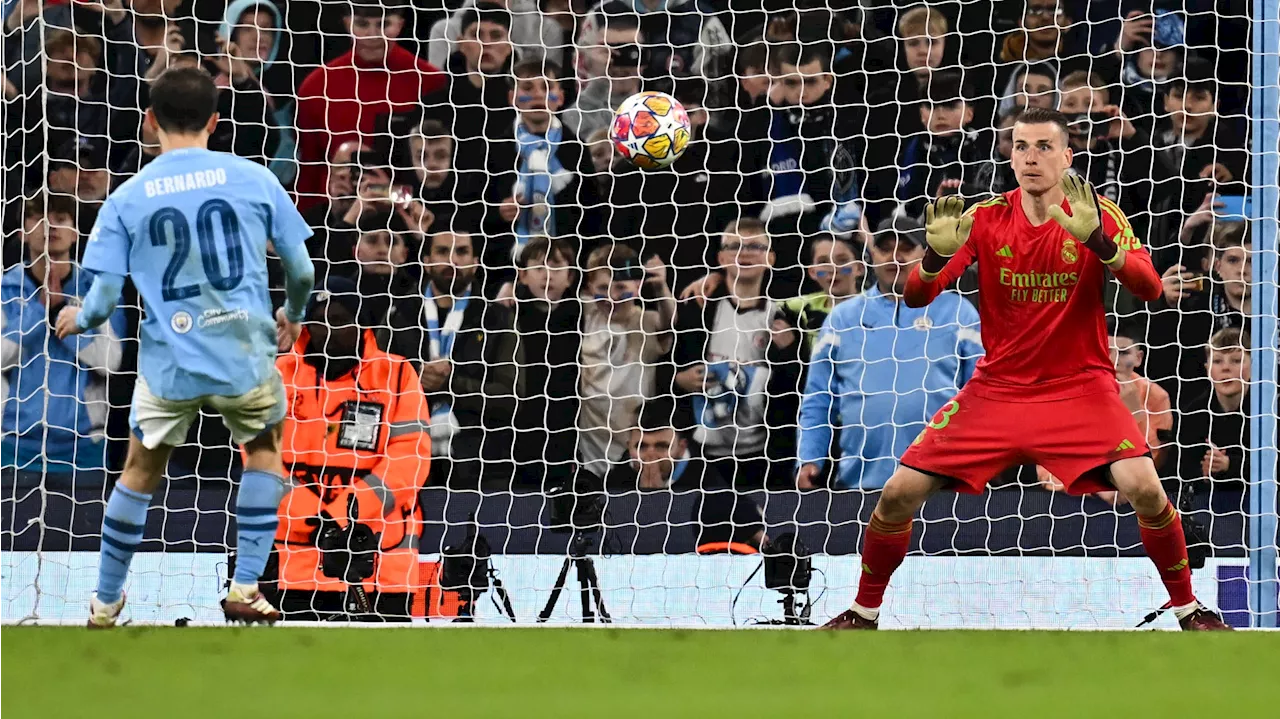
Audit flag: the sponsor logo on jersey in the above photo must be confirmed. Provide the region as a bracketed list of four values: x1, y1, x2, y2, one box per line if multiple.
[1061, 239, 1079, 264]
[996, 245, 1014, 258]
[197, 307, 249, 329]
[912, 316, 933, 331]
[1113, 438, 1136, 452]
[997, 268, 1080, 288]
[170, 311, 193, 334]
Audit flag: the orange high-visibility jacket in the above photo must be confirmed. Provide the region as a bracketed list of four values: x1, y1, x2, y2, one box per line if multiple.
[275, 328, 431, 594]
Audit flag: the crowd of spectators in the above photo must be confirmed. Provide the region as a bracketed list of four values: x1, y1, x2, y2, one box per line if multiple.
[1, 0, 1259, 515]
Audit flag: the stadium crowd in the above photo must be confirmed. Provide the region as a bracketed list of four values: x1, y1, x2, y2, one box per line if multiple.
[1, 0, 1257, 514]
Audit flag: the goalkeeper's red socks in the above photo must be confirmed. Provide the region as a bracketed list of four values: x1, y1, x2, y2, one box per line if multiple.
[1136, 500, 1196, 609]
[852, 513, 913, 619]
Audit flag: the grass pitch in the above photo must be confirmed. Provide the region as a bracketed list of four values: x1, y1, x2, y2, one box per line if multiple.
[2, 627, 1275, 718]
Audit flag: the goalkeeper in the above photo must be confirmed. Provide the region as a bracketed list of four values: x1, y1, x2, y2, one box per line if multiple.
[822, 107, 1230, 631]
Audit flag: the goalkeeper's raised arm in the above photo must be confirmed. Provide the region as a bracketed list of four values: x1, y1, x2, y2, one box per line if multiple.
[902, 196, 978, 308]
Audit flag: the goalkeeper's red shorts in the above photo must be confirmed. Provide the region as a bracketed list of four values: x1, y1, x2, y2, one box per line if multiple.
[898, 387, 1151, 495]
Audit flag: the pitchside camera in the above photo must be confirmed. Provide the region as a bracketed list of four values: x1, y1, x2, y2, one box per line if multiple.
[547, 470, 606, 535]
[763, 532, 812, 592]
[440, 516, 491, 597]
[440, 514, 516, 622]
[317, 494, 379, 585]
[759, 533, 814, 626]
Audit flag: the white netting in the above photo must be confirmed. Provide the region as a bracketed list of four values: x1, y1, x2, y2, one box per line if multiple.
[1, 0, 1276, 628]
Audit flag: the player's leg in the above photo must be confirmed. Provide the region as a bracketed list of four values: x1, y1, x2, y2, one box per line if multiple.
[1033, 393, 1231, 630]
[848, 467, 946, 622]
[217, 376, 290, 623]
[823, 392, 1021, 630]
[1108, 457, 1230, 630]
[822, 467, 945, 630]
[89, 437, 175, 627]
[90, 381, 196, 627]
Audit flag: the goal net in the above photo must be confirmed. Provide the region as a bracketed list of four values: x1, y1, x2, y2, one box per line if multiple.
[1, 0, 1276, 629]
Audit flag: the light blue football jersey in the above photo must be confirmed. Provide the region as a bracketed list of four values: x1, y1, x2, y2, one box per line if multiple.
[82, 148, 312, 401]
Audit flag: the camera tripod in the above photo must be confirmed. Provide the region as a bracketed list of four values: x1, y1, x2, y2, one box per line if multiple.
[537, 530, 611, 623]
[746, 589, 815, 626]
[455, 566, 518, 623]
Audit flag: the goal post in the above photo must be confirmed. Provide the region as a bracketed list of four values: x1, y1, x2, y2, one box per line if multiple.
[1247, 0, 1279, 629]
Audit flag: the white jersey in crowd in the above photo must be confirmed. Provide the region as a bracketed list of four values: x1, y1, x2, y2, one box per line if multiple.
[694, 297, 774, 458]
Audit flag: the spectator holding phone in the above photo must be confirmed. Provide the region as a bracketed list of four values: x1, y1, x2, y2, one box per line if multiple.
[576, 245, 674, 482]
[1113, 8, 1184, 133]
[1147, 221, 1251, 409]
[1057, 70, 1154, 235]
[1148, 55, 1250, 247]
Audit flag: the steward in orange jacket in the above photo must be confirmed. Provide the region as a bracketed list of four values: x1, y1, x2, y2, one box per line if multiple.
[272, 278, 431, 621]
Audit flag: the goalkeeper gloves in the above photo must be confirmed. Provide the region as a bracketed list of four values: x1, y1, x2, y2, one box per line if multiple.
[1047, 174, 1122, 265]
[923, 196, 974, 258]
[1045, 174, 1102, 243]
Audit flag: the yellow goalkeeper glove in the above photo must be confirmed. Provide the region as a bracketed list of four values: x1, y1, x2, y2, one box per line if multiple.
[1046, 173, 1102, 243]
[923, 196, 974, 258]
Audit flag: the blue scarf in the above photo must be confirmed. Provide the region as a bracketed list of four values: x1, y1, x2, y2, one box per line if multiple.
[514, 117, 569, 252]
[767, 110, 804, 201]
[422, 283, 471, 424]
[692, 361, 762, 433]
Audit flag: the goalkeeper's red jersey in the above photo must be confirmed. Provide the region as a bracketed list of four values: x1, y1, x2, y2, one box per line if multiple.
[904, 188, 1162, 402]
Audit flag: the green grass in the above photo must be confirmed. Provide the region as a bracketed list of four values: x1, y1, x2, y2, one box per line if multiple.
[2, 627, 1276, 718]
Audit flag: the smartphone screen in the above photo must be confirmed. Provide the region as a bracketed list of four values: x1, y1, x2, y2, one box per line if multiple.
[1214, 195, 1252, 222]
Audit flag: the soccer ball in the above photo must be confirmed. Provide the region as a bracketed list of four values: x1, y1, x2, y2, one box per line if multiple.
[610, 91, 691, 170]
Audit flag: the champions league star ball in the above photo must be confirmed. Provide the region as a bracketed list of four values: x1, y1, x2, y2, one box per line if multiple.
[610, 91, 691, 170]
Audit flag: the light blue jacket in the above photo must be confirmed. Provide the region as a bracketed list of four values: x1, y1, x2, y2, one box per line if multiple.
[1, 264, 125, 470]
[797, 286, 982, 489]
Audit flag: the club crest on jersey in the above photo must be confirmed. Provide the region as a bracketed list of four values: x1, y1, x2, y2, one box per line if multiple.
[1061, 239, 1079, 264]
[170, 311, 193, 334]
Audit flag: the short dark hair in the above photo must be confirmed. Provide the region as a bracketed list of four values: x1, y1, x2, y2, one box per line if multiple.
[512, 60, 562, 82]
[637, 399, 686, 436]
[351, 1, 405, 18]
[426, 230, 475, 256]
[519, 236, 574, 267]
[598, 6, 642, 34]
[416, 118, 450, 139]
[356, 210, 407, 234]
[149, 66, 219, 134]
[925, 70, 968, 107]
[459, 2, 512, 34]
[804, 233, 860, 264]
[736, 38, 767, 73]
[1106, 317, 1142, 344]
[1171, 54, 1216, 98]
[24, 193, 77, 221]
[767, 41, 832, 74]
[1014, 106, 1071, 143]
